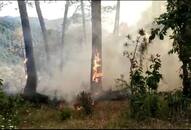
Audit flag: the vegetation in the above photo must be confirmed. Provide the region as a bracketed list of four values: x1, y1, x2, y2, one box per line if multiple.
[1, 0, 191, 129]
[117, 52, 162, 120]
[0, 79, 23, 129]
[76, 91, 93, 115]
[60, 107, 72, 121]
[149, 0, 191, 97]
[116, 26, 191, 124]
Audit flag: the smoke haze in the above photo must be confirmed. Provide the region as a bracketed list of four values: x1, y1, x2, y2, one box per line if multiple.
[0, 1, 182, 102]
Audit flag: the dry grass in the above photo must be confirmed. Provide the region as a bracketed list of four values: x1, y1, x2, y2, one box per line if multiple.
[17, 100, 191, 129]
[17, 100, 127, 129]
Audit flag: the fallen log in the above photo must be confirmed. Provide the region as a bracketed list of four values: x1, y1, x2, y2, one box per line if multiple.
[93, 88, 131, 101]
[21, 92, 49, 104]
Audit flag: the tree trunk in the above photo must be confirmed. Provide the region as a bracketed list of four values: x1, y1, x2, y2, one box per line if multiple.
[182, 61, 191, 96]
[60, 1, 69, 71]
[90, 0, 102, 93]
[181, 50, 191, 97]
[35, 0, 51, 75]
[81, 0, 87, 45]
[180, 26, 191, 97]
[18, 0, 37, 96]
[113, 0, 120, 35]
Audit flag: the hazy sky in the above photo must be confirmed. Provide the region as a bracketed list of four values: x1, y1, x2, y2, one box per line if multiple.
[0, 1, 152, 27]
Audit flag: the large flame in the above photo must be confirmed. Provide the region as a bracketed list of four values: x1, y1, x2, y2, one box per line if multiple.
[92, 51, 103, 83]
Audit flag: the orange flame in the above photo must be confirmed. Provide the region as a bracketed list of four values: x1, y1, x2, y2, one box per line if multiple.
[92, 51, 103, 83]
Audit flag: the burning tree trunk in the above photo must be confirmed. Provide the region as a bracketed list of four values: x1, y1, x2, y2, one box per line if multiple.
[35, 0, 51, 75]
[60, 1, 69, 70]
[81, 0, 87, 45]
[113, 0, 120, 35]
[18, 0, 37, 96]
[90, 0, 103, 93]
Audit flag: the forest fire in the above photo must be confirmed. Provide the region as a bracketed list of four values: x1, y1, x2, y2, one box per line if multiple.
[92, 51, 103, 83]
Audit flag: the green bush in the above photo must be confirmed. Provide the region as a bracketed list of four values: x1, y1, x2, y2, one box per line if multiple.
[0, 79, 24, 129]
[117, 54, 163, 121]
[144, 93, 160, 118]
[60, 107, 72, 121]
[129, 93, 160, 121]
[164, 90, 190, 120]
[130, 55, 162, 120]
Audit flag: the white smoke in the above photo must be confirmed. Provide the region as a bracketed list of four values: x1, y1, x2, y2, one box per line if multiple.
[0, 1, 182, 102]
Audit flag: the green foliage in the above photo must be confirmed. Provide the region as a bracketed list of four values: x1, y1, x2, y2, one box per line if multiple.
[129, 93, 160, 121]
[130, 54, 162, 95]
[77, 91, 93, 115]
[130, 66, 146, 95]
[122, 48, 190, 121]
[146, 54, 162, 91]
[164, 90, 190, 120]
[117, 53, 163, 121]
[0, 80, 25, 129]
[60, 107, 72, 121]
[118, 28, 163, 120]
[149, 0, 191, 96]
[0, 16, 19, 31]
[0, 78, 28, 128]
[150, 0, 191, 55]
[129, 55, 162, 120]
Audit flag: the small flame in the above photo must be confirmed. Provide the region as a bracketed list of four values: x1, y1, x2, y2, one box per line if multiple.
[92, 51, 103, 83]
[76, 106, 82, 111]
[24, 58, 28, 64]
[25, 74, 28, 79]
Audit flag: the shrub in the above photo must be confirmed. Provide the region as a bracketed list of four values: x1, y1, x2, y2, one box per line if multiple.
[60, 107, 72, 121]
[77, 91, 93, 115]
[0, 79, 24, 129]
[164, 90, 190, 120]
[129, 93, 160, 121]
[117, 54, 162, 121]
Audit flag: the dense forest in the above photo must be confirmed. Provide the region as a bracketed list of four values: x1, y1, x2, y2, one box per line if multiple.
[0, 0, 191, 129]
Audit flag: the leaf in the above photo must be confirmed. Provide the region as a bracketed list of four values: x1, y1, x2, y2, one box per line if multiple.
[159, 33, 164, 40]
[168, 49, 174, 54]
[149, 34, 155, 42]
[139, 29, 145, 36]
[126, 34, 131, 40]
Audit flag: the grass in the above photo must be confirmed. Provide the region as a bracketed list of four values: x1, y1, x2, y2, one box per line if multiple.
[16, 100, 191, 129]
[17, 100, 126, 129]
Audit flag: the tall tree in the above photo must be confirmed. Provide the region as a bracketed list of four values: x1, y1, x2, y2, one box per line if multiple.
[81, 0, 87, 45]
[60, 1, 69, 70]
[35, 0, 50, 74]
[90, 0, 102, 93]
[113, 0, 120, 35]
[150, 0, 191, 97]
[18, 0, 37, 96]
